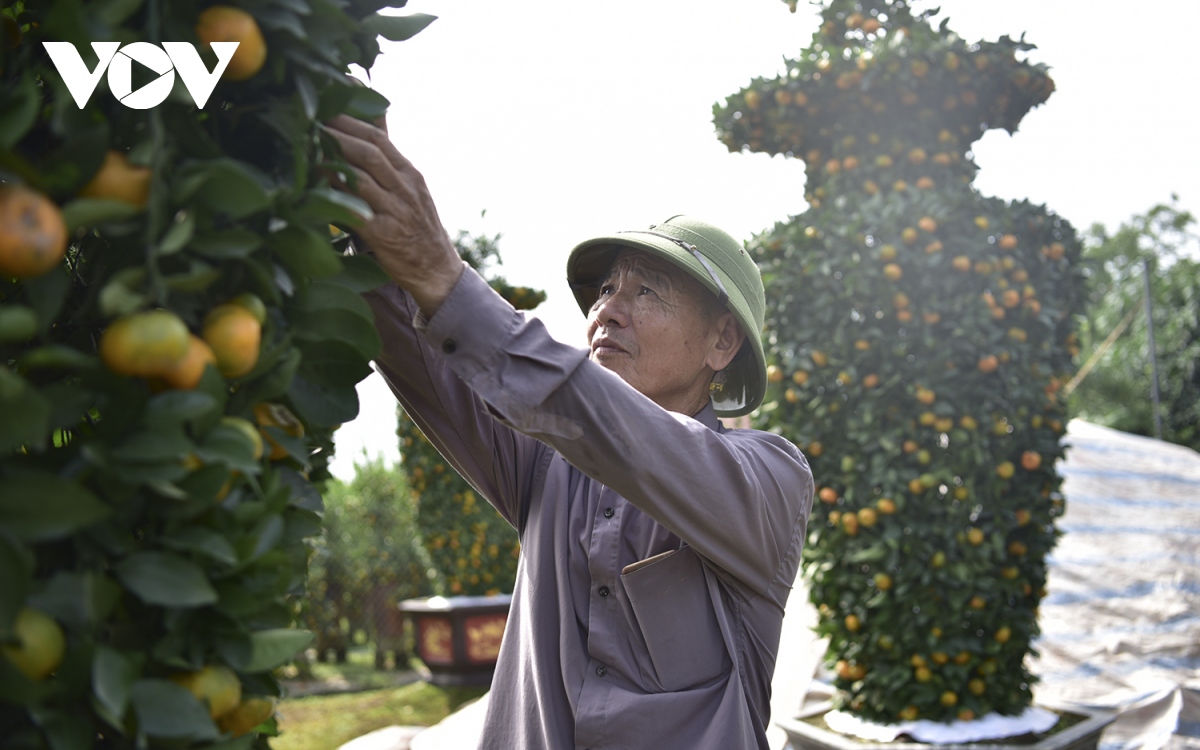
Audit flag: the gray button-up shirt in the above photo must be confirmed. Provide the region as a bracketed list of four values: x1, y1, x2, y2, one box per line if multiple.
[365, 267, 813, 750]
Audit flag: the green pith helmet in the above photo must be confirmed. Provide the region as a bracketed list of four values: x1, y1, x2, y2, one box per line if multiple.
[566, 215, 767, 418]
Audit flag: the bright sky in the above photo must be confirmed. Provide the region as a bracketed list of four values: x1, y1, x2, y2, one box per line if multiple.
[328, 0, 1200, 481]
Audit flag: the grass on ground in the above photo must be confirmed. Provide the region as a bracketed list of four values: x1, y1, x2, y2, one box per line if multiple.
[282, 646, 419, 695]
[273, 681, 487, 750]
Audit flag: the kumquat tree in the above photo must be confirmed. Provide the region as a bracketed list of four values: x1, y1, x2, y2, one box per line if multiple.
[714, 0, 1087, 724]
[0, 0, 432, 746]
[397, 229, 544, 597]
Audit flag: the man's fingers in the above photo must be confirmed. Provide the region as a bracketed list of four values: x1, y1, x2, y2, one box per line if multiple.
[324, 114, 413, 173]
[338, 165, 402, 221]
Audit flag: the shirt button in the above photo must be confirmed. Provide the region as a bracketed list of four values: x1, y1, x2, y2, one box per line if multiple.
[603, 507, 614, 518]
[598, 586, 610, 597]
[595, 665, 607, 677]
[442, 338, 457, 354]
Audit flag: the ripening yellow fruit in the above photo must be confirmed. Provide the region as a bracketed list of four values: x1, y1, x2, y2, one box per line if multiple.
[80, 150, 151, 208]
[203, 303, 262, 378]
[170, 665, 242, 719]
[221, 416, 264, 461]
[218, 696, 277, 736]
[1, 607, 65, 681]
[196, 6, 267, 81]
[159, 334, 217, 390]
[100, 311, 190, 378]
[0, 185, 69, 278]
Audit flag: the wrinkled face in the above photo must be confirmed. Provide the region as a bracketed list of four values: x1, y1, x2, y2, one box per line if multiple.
[586, 249, 730, 413]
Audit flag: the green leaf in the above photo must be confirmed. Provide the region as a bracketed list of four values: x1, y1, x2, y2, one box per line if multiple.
[179, 159, 271, 219]
[300, 186, 372, 225]
[161, 526, 237, 566]
[0, 73, 41, 150]
[177, 465, 233, 505]
[345, 86, 391, 120]
[362, 12, 437, 42]
[241, 513, 284, 561]
[158, 211, 196, 255]
[243, 629, 313, 672]
[0, 535, 34, 636]
[28, 571, 120, 628]
[196, 423, 261, 473]
[114, 552, 218, 608]
[0, 369, 52, 453]
[92, 646, 137, 727]
[61, 199, 142, 232]
[333, 253, 390, 292]
[234, 349, 301, 411]
[94, 0, 145, 26]
[296, 339, 373, 387]
[98, 267, 149, 318]
[111, 426, 194, 464]
[32, 708, 93, 750]
[0, 474, 109, 541]
[144, 391, 220, 426]
[294, 72, 318, 120]
[287, 375, 359, 426]
[18, 345, 95, 371]
[129, 679, 219, 739]
[23, 264, 70, 334]
[293, 307, 381, 359]
[268, 225, 343, 278]
[278, 469, 323, 512]
[39, 123, 108, 194]
[303, 276, 374, 314]
[190, 228, 264, 259]
[0, 305, 39, 343]
[256, 6, 306, 38]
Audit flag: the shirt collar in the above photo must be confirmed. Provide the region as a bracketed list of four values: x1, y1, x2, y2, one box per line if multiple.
[693, 401, 722, 432]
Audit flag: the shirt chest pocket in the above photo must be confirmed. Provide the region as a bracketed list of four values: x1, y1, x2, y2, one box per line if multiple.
[621, 545, 732, 693]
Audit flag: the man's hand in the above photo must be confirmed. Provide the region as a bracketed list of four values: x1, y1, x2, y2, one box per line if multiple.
[322, 114, 464, 317]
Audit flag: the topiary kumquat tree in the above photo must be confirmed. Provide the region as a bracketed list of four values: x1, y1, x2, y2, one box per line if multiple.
[713, 0, 1087, 724]
[0, 0, 433, 745]
[397, 229, 544, 597]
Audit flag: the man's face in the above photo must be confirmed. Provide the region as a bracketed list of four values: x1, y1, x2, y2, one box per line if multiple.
[586, 249, 726, 413]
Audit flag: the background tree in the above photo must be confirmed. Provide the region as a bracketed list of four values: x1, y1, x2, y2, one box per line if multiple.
[0, 0, 432, 745]
[305, 457, 434, 667]
[396, 228, 544, 597]
[713, 0, 1086, 723]
[1070, 201, 1200, 451]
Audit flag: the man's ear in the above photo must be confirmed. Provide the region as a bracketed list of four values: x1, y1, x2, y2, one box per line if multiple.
[705, 311, 746, 372]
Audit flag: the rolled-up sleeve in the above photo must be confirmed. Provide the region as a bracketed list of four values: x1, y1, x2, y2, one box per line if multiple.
[422, 268, 814, 597]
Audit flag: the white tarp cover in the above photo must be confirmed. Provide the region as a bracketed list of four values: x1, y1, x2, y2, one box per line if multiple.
[772, 419, 1200, 749]
[410, 420, 1200, 749]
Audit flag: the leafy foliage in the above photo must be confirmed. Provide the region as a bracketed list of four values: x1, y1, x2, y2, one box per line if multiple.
[396, 229, 543, 596]
[1071, 202, 1200, 451]
[0, 0, 431, 745]
[304, 457, 434, 660]
[714, 0, 1086, 723]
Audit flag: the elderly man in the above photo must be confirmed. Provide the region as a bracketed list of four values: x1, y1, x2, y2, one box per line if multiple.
[326, 114, 813, 750]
